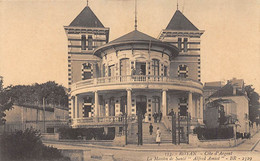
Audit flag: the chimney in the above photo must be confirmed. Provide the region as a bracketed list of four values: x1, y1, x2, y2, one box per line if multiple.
[233, 86, 236, 95]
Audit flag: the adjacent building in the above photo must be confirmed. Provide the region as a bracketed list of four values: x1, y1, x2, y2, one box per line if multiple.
[204, 78, 250, 134]
[1, 104, 69, 134]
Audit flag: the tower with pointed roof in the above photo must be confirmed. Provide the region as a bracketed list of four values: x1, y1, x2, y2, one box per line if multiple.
[158, 9, 204, 82]
[64, 4, 109, 119]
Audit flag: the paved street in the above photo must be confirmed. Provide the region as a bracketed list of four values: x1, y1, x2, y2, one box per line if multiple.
[44, 131, 260, 161]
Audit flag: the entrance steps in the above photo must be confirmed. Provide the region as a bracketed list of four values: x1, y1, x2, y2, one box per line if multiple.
[128, 122, 173, 144]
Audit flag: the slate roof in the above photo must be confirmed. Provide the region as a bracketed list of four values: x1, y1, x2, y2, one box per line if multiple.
[209, 83, 245, 98]
[69, 6, 104, 28]
[166, 10, 198, 31]
[204, 81, 224, 90]
[110, 30, 159, 44]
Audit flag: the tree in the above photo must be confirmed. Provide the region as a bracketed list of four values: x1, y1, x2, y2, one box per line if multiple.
[0, 76, 3, 91]
[0, 78, 14, 125]
[0, 81, 68, 125]
[245, 85, 260, 123]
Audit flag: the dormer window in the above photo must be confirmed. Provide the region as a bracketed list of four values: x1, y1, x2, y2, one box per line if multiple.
[184, 38, 188, 52]
[81, 35, 86, 50]
[88, 35, 93, 50]
[178, 38, 182, 51]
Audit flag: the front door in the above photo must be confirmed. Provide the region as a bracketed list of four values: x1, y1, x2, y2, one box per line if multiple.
[136, 95, 147, 118]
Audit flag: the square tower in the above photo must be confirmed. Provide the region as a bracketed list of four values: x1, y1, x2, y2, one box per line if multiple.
[64, 5, 109, 119]
[158, 10, 204, 82]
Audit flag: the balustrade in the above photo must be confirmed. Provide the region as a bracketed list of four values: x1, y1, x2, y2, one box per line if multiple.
[75, 75, 202, 89]
[72, 115, 136, 125]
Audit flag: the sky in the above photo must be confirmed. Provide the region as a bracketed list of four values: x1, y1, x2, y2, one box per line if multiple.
[0, 0, 259, 93]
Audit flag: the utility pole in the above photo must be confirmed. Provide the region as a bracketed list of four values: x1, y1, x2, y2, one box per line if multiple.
[125, 113, 128, 145]
[43, 97, 46, 133]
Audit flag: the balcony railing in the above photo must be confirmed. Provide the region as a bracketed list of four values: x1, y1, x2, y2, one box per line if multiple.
[72, 115, 137, 125]
[72, 75, 202, 90]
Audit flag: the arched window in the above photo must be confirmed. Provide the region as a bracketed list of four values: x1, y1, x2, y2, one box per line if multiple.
[152, 59, 159, 76]
[109, 97, 115, 116]
[152, 96, 160, 113]
[102, 64, 106, 77]
[164, 66, 168, 76]
[179, 98, 188, 116]
[83, 96, 93, 118]
[120, 58, 130, 76]
[178, 64, 188, 78]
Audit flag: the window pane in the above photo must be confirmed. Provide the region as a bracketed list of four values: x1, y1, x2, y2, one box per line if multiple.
[81, 35, 86, 50]
[178, 38, 182, 51]
[184, 38, 188, 52]
[88, 35, 93, 50]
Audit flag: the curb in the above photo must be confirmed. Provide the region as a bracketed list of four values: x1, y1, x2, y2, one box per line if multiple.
[43, 140, 253, 152]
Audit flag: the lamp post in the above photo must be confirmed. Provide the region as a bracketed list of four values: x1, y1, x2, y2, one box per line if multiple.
[234, 120, 240, 146]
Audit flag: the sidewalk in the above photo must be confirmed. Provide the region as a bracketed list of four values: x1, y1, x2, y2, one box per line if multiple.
[43, 130, 260, 152]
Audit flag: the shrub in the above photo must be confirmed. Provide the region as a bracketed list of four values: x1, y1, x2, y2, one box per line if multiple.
[57, 127, 115, 140]
[0, 128, 69, 161]
[194, 126, 234, 140]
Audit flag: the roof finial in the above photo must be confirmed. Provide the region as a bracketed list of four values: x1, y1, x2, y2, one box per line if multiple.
[177, 0, 179, 10]
[134, 0, 137, 30]
[87, 0, 89, 6]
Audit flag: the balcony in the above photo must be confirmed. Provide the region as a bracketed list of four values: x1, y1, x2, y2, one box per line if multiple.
[71, 75, 203, 95]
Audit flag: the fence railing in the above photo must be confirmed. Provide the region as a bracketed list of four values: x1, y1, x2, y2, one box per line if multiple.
[72, 115, 137, 125]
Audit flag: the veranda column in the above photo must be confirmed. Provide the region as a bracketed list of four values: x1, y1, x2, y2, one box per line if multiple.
[200, 96, 203, 120]
[75, 95, 78, 118]
[70, 96, 75, 119]
[188, 92, 193, 119]
[94, 91, 99, 117]
[127, 88, 132, 116]
[162, 89, 168, 116]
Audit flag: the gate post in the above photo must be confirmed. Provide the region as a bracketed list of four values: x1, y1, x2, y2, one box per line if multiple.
[172, 113, 176, 145]
[137, 111, 143, 145]
[178, 112, 180, 145]
[187, 113, 190, 144]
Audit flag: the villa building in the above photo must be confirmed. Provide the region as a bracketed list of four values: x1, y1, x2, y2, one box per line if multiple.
[205, 78, 250, 134]
[64, 4, 204, 143]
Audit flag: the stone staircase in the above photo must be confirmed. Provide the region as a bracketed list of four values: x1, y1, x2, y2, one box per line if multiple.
[128, 122, 172, 144]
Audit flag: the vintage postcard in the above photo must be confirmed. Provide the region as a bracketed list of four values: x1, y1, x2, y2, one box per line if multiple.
[0, 0, 259, 161]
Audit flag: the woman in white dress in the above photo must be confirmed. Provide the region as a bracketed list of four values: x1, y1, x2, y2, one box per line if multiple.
[156, 127, 161, 145]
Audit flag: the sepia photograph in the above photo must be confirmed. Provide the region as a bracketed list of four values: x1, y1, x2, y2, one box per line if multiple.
[0, 0, 259, 160]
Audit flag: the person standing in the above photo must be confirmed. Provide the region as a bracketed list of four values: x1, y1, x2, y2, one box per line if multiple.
[156, 127, 161, 145]
[153, 112, 158, 123]
[149, 123, 153, 135]
[169, 109, 174, 116]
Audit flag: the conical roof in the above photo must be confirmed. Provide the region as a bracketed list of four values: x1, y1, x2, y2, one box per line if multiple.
[110, 30, 159, 43]
[69, 6, 104, 28]
[166, 10, 198, 31]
